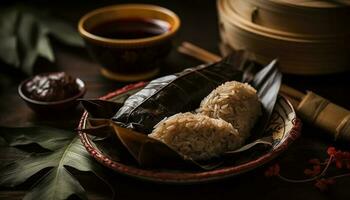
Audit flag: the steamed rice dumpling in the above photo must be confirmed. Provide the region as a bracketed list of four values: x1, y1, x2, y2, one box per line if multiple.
[198, 81, 261, 139]
[148, 112, 243, 160]
[149, 81, 261, 161]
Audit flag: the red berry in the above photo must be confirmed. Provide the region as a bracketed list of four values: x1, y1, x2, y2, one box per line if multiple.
[327, 147, 336, 156]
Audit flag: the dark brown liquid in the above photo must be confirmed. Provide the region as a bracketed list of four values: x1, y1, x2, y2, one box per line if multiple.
[90, 18, 170, 39]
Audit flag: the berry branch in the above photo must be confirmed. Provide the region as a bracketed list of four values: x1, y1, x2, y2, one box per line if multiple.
[265, 147, 350, 191]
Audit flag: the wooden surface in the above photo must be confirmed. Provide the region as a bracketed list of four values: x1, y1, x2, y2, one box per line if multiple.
[1, 0, 350, 199]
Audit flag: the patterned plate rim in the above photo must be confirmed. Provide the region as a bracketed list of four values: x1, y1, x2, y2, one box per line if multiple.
[78, 82, 302, 184]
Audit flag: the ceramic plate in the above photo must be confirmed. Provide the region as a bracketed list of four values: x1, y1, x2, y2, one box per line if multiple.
[78, 82, 301, 183]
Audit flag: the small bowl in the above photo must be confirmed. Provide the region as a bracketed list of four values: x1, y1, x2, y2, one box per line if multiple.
[78, 4, 180, 81]
[18, 72, 86, 113]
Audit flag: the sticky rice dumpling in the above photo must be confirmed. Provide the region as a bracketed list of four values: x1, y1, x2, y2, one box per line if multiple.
[198, 81, 261, 139]
[149, 81, 261, 161]
[148, 112, 243, 160]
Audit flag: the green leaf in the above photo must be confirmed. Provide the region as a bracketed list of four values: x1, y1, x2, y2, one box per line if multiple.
[25, 137, 88, 200]
[0, 126, 114, 200]
[24, 167, 86, 200]
[37, 33, 55, 62]
[0, 126, 73, 151]
[0, 6, 84, 75]
[0, 152, 57, 187]
[0, 36, 19, 67]
[0, 8, 19, 36]
[0, 8, 20, 67]
[0, 146, 29, 168]
[0, 138, 88, 199]
[16, 12, 42, 75]
[42, 17, 84, 47]
[0, 137, 6, 145]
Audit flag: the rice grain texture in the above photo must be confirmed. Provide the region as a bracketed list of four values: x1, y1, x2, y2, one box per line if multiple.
[198, 81, 261, 139]
[149, 112, 243, 160]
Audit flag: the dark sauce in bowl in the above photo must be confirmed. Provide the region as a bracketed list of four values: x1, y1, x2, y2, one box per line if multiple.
[90, 18, 171, 39]
[25, 72, 80, 102]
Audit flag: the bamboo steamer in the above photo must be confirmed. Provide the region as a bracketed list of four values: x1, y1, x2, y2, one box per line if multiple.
[217, 0, 350, 75]
[228, 0, 350, 35]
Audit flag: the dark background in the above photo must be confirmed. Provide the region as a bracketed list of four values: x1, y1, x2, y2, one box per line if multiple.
[0, 0, 350, 199]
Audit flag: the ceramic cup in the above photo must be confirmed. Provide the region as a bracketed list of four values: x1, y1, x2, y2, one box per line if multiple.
[78, 4, 180, 81]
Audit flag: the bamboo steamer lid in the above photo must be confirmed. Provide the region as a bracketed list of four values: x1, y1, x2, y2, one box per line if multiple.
[275, 0, 350, 7]
[228, 0, 350, 35]
[217, 0, 350, 75]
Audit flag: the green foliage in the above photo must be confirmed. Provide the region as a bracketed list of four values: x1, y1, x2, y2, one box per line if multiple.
[0, 127, 114, 200]
[0, 5, 84, 75]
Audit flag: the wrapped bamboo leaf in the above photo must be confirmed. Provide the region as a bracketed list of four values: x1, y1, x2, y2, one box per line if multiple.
[111, 51, 248, 134]
[81, 53, 282, 168]
[110, 123, 221, 169]
[80, 99, 123, 118]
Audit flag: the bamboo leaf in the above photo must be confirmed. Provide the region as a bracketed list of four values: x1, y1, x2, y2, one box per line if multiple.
[111, 123, 222, 170]
[250, 59, 282, 137]
[252, 59, 281, 118]
[80, 99, 124, 119]
[112, 52, 248, 134]
[81, 54, 282, 168]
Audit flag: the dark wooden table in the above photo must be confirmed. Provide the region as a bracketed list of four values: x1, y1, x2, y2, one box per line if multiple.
[1, 0, 350, 199]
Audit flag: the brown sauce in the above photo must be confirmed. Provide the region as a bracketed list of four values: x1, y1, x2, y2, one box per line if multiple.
[90, 18, 170, 39]
[25, 72, 80, 102]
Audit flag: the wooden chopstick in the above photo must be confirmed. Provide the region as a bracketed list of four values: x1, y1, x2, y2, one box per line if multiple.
[181, 42, 221, 62]
[177, 41, 305, 107]
[279, 85, 304, 101]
